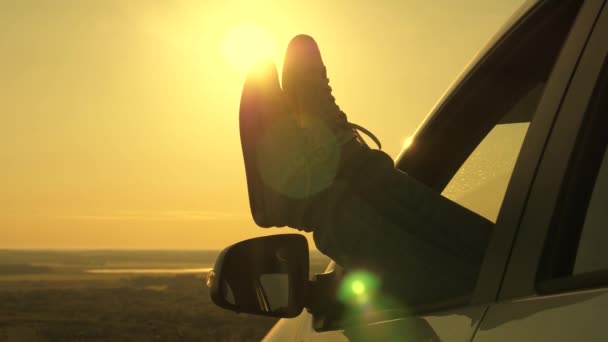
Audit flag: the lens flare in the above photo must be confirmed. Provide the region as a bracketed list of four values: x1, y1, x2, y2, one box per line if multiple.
[402, 136, 414, 150]
[337, 270, 416, 339]
[223, 24, 277, 74]
[352, 280, 366, 295]
[256, 117, 340, 199]
[338, 270, 380, 306]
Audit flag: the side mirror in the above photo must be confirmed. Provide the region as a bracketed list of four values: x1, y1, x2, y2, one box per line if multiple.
[208, 234, 309, 318]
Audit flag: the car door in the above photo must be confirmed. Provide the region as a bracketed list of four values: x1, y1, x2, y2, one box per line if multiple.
[474, 2, 608, 341]
[284, 1, 599, 341]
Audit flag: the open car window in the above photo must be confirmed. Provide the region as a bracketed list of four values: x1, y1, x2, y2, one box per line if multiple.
[441, 82, 544, 222]
[392, 0, 582, 311]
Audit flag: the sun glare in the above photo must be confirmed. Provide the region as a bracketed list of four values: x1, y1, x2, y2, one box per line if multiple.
[223, 24, 277, 74]
[403, 136, 413, 150]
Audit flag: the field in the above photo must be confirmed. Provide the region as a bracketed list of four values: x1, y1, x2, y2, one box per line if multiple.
[0, 250, 330, 341]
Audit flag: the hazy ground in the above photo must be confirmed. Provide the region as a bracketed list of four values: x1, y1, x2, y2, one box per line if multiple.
[0, 250, 330, 341]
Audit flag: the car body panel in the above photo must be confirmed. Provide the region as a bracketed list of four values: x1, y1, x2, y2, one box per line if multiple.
[475, 289, 608, 341]
[264, 310, 308, 341]
[268, 306, 489, 342]
[343, 306, 487, 342]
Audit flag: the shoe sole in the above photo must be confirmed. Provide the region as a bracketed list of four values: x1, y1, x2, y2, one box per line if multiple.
[239, 62, 288, 228]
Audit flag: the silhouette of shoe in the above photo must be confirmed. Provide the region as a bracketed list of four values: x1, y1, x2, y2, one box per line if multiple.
[239, 61, 320, 230]
[282, 34, 381, 149]
[239, 36, 383, 231]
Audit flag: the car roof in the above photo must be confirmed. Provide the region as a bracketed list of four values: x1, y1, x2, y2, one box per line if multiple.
[395, 0, 540, 164]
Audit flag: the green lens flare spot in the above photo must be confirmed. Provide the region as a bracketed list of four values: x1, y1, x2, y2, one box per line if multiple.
[351, 280, 365, 295]
[338, 270, 380, 306]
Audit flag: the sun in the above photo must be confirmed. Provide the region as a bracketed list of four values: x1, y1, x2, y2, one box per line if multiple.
[223, 24, 277, 74]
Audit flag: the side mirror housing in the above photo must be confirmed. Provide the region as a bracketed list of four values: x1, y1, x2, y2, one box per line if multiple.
[208, 234, 309, 318]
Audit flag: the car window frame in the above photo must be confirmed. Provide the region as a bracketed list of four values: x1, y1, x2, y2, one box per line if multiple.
[399, 0, 602, 309]
[496, 0, 608, 301]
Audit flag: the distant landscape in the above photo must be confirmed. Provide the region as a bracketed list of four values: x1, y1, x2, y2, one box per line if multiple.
[0, 250, 330, 341]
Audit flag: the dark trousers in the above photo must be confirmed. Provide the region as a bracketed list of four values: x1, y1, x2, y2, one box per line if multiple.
[309, 147, 493, 305]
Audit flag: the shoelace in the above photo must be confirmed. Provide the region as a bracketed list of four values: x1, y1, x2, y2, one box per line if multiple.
[321, 69, 382, 149]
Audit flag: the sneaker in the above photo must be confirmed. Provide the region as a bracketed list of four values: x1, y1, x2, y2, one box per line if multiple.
[240, 61, 325, 230]
[240, 37, 382, 231]
[281, 34, 381, 149]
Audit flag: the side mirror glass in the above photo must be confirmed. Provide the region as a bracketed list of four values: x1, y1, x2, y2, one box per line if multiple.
[208, 234, 309, 318]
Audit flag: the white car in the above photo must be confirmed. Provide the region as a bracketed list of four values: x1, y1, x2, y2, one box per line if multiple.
[209, 0, 608, 340]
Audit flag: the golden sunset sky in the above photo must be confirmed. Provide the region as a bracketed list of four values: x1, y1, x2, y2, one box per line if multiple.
[1, 0, 524, 249]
